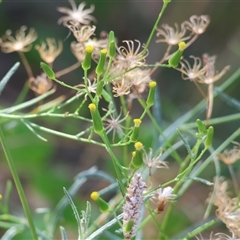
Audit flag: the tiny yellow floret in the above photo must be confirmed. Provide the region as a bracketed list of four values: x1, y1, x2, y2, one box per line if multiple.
[100, 49, 107, 55]
[178, 41, 186, 51]
[90, 191, 99, 201]
[85, 45, 94, 53]
[0, 194, 2, 200]
[88, 103, 96, 112]
[134, 141, 143, 151]
[149, 81, 157, 88]
[133, 119, 142, 127]
[132, 151, 136, 157]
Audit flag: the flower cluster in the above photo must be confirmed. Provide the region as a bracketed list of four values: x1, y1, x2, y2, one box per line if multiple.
[179, 54, 230, 84]
[177, 54, 230, 120]
[0, 1, 236, 240]
[218, 142, 240, 165]
[156, 15, 210, 47]
[0, 26, 62, 94]
[108, 39, 151, 99]
[154, 15, 210, 65]
[211, 178, 240, 238]
[58, 1, 108, 62]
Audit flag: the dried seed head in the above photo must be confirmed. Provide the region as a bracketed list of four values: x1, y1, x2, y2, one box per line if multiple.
[0, 26, 37, 53]
[57, 0, 96, 26]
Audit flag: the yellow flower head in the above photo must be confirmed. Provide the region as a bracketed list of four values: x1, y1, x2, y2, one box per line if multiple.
[134, 142, 143, 151]
[90, 191, 99, 201]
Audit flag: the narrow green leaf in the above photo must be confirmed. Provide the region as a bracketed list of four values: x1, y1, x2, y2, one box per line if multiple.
[60, 226, 68, 240]
[0, 62, 20, 96]
[40, 62, 55, 79]
[21, 119, 48, 142]
[63, 187, 82, 239]
[2, 181, 12, 214]
[85, 201, 91, 231]
[215, 87, 240, 110]
[177, 129, 194, 159]
[1, 225, 25, 240]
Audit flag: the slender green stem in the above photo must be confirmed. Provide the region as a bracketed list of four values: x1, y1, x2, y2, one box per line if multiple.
[28, 121, 105, 147]
[161, 128, 240, 238]
[0, 111, 92, 122]
[178, 127, 240, 197]
[119, 95, 131, 167]
[52, 77, 81, 92]
[0, 125, 38, 240]
[160, 144, 209, 238]
[14, 81, 30, 105]
[143, 1, 170, 54]
[182, 218, 219, 240]
[99, 131, 126, 195]
[180, 112, 240, 130]
[138, 98, 182, 164]
[0, 88, 55, 114]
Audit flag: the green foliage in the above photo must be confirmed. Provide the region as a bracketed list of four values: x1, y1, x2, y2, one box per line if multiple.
[0, 1, 240, 240]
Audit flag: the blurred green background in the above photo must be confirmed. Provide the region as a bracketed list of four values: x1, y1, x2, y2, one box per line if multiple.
[0, 0, 240, 238]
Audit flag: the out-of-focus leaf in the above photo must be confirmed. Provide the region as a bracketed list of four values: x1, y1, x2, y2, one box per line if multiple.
[60, 226, 68, 240]
[215, 87, 240, 110]
[0, 62, 20, 96]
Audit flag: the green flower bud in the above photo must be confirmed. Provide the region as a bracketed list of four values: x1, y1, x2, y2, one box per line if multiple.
[90, 191, 109, 212]
[195, 132, 202, 140]
[168, 42, 186, 68]
[196, 119, 207, 134]
[204, 126, 214, 148]
[146, 81, 157, 107]
[108, 31, 116, 58]
[82, 45, 94, 71]
[96, 49, 107, 76]
[88, 103, 104, 134]
[130, 119, 142, 142]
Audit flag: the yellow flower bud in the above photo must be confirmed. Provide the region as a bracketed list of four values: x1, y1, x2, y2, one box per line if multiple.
[133, 119, 142, 127]
[178, 41, 186, 51]
[88, 103, 104, 134]
[90, 191, 109, 212]
[134, 141, 143, 151]
[96, 49, 107, 76]
[168, 41, 186, 68]
[130, 119, 142, 142]
[146, 81, 157, 107]
[90, 191, 99, 201]
[82, 45, 94, 70]
[85, 45, 94, 53]
[88, 103, 96, 112]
